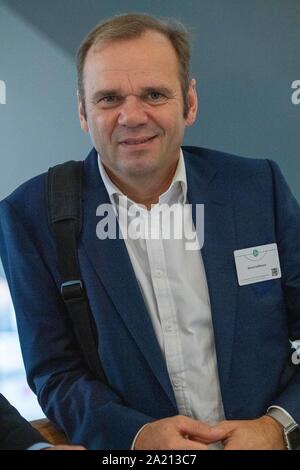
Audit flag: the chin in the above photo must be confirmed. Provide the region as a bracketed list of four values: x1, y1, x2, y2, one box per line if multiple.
[121, 157, 159, 175]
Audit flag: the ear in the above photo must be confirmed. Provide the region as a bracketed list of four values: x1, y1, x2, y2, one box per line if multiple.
[77, 91, 89, 133]
[185, 79, 198, 127]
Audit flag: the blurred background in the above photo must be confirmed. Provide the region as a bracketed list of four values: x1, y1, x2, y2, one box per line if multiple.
[0, 0, 299, 419]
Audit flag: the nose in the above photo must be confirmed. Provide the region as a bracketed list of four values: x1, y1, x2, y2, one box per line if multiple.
[117, 95, 148, 127]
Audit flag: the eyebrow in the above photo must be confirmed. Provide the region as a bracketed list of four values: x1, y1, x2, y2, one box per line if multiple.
[91, 86, 173, 102]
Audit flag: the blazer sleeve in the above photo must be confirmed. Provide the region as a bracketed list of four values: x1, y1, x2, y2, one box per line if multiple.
[0, 393, 46, 450]
[0, 198, 154, 450]
[267, 159, 300, 422]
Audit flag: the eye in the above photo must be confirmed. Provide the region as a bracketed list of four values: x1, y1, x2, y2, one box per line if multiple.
[102, 96, 117, 102]
[147, 91, 166, 102]
[98, 95, 122, 107]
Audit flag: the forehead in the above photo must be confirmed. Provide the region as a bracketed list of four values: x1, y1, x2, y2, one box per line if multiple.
[83, 30, 180, 91]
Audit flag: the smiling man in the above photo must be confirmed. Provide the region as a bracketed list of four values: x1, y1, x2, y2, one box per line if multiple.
[1, 13, 300, 450]
[78, 26, 197, 208]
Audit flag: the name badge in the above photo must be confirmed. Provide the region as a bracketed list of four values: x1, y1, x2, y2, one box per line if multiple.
[234, 243, 281, 286]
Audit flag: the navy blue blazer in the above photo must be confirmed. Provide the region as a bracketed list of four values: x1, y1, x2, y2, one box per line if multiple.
[0, 393, 45, 450]
[0, 147, 300, 449]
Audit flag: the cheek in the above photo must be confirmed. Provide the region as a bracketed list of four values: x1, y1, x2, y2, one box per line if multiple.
[90, 115, 114, 142]
[156, 106, 186, 132]
[163, 116, 186, 139]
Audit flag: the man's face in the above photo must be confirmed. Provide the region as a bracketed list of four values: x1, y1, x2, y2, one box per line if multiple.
[78, 30, 197, 184]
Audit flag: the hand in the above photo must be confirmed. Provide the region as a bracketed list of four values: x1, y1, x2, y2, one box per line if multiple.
[213, 416, 286, 450]
[45, 445, 85, 450]
[134, 415, 226, 450]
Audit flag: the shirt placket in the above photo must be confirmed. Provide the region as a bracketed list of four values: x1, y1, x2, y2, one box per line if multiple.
[145, 208, 192, 417]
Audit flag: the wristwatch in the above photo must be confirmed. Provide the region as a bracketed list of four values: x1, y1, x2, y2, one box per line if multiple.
[266, 408, 300, 450]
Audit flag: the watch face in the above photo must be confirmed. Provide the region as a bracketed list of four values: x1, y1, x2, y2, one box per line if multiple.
[288, 426, 300, 450]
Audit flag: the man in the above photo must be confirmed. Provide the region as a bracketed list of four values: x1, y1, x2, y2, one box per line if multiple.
[0, 13, 300, 450]
[0, 393, 84, 449]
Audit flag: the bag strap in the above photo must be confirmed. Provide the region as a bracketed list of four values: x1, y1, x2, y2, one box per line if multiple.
[47, 161, 107, 383]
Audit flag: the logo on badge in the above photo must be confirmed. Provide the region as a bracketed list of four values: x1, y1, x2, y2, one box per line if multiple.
[253, 249, 259, 257]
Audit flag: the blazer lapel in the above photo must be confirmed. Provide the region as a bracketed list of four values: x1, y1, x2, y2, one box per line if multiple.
[79, 149, 177, 408]
[184, 148, 238, 403]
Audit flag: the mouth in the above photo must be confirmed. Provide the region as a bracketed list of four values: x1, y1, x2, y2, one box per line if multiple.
[119, 135, 157, 147]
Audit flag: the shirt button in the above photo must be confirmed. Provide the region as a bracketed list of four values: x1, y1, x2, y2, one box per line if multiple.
[165, 322, 173, 333]
[155, 269, 163, 278]
[173, 377, 181, 389]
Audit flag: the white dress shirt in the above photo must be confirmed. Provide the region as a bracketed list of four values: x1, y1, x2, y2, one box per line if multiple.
[98, 151, 225, 432]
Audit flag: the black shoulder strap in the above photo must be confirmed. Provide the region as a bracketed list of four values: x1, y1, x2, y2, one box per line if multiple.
[47, 161, 107, 383]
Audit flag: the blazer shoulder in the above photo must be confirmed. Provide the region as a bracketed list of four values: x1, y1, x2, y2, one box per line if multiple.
[183, 145, 273, 181]
[1, 153, 91, 214]
[0, 172, 47, 216]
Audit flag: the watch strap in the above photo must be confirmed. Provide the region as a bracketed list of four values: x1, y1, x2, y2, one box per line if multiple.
[266, 407, 296, 429]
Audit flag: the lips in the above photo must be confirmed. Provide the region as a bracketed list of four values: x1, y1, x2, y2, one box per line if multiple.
[120, 136, 156, 145]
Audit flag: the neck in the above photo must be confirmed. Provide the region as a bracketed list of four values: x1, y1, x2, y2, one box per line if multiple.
[103, 163, 178, 210]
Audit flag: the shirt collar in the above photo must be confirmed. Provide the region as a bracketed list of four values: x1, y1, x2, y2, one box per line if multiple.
[98, 149, 187, 208]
